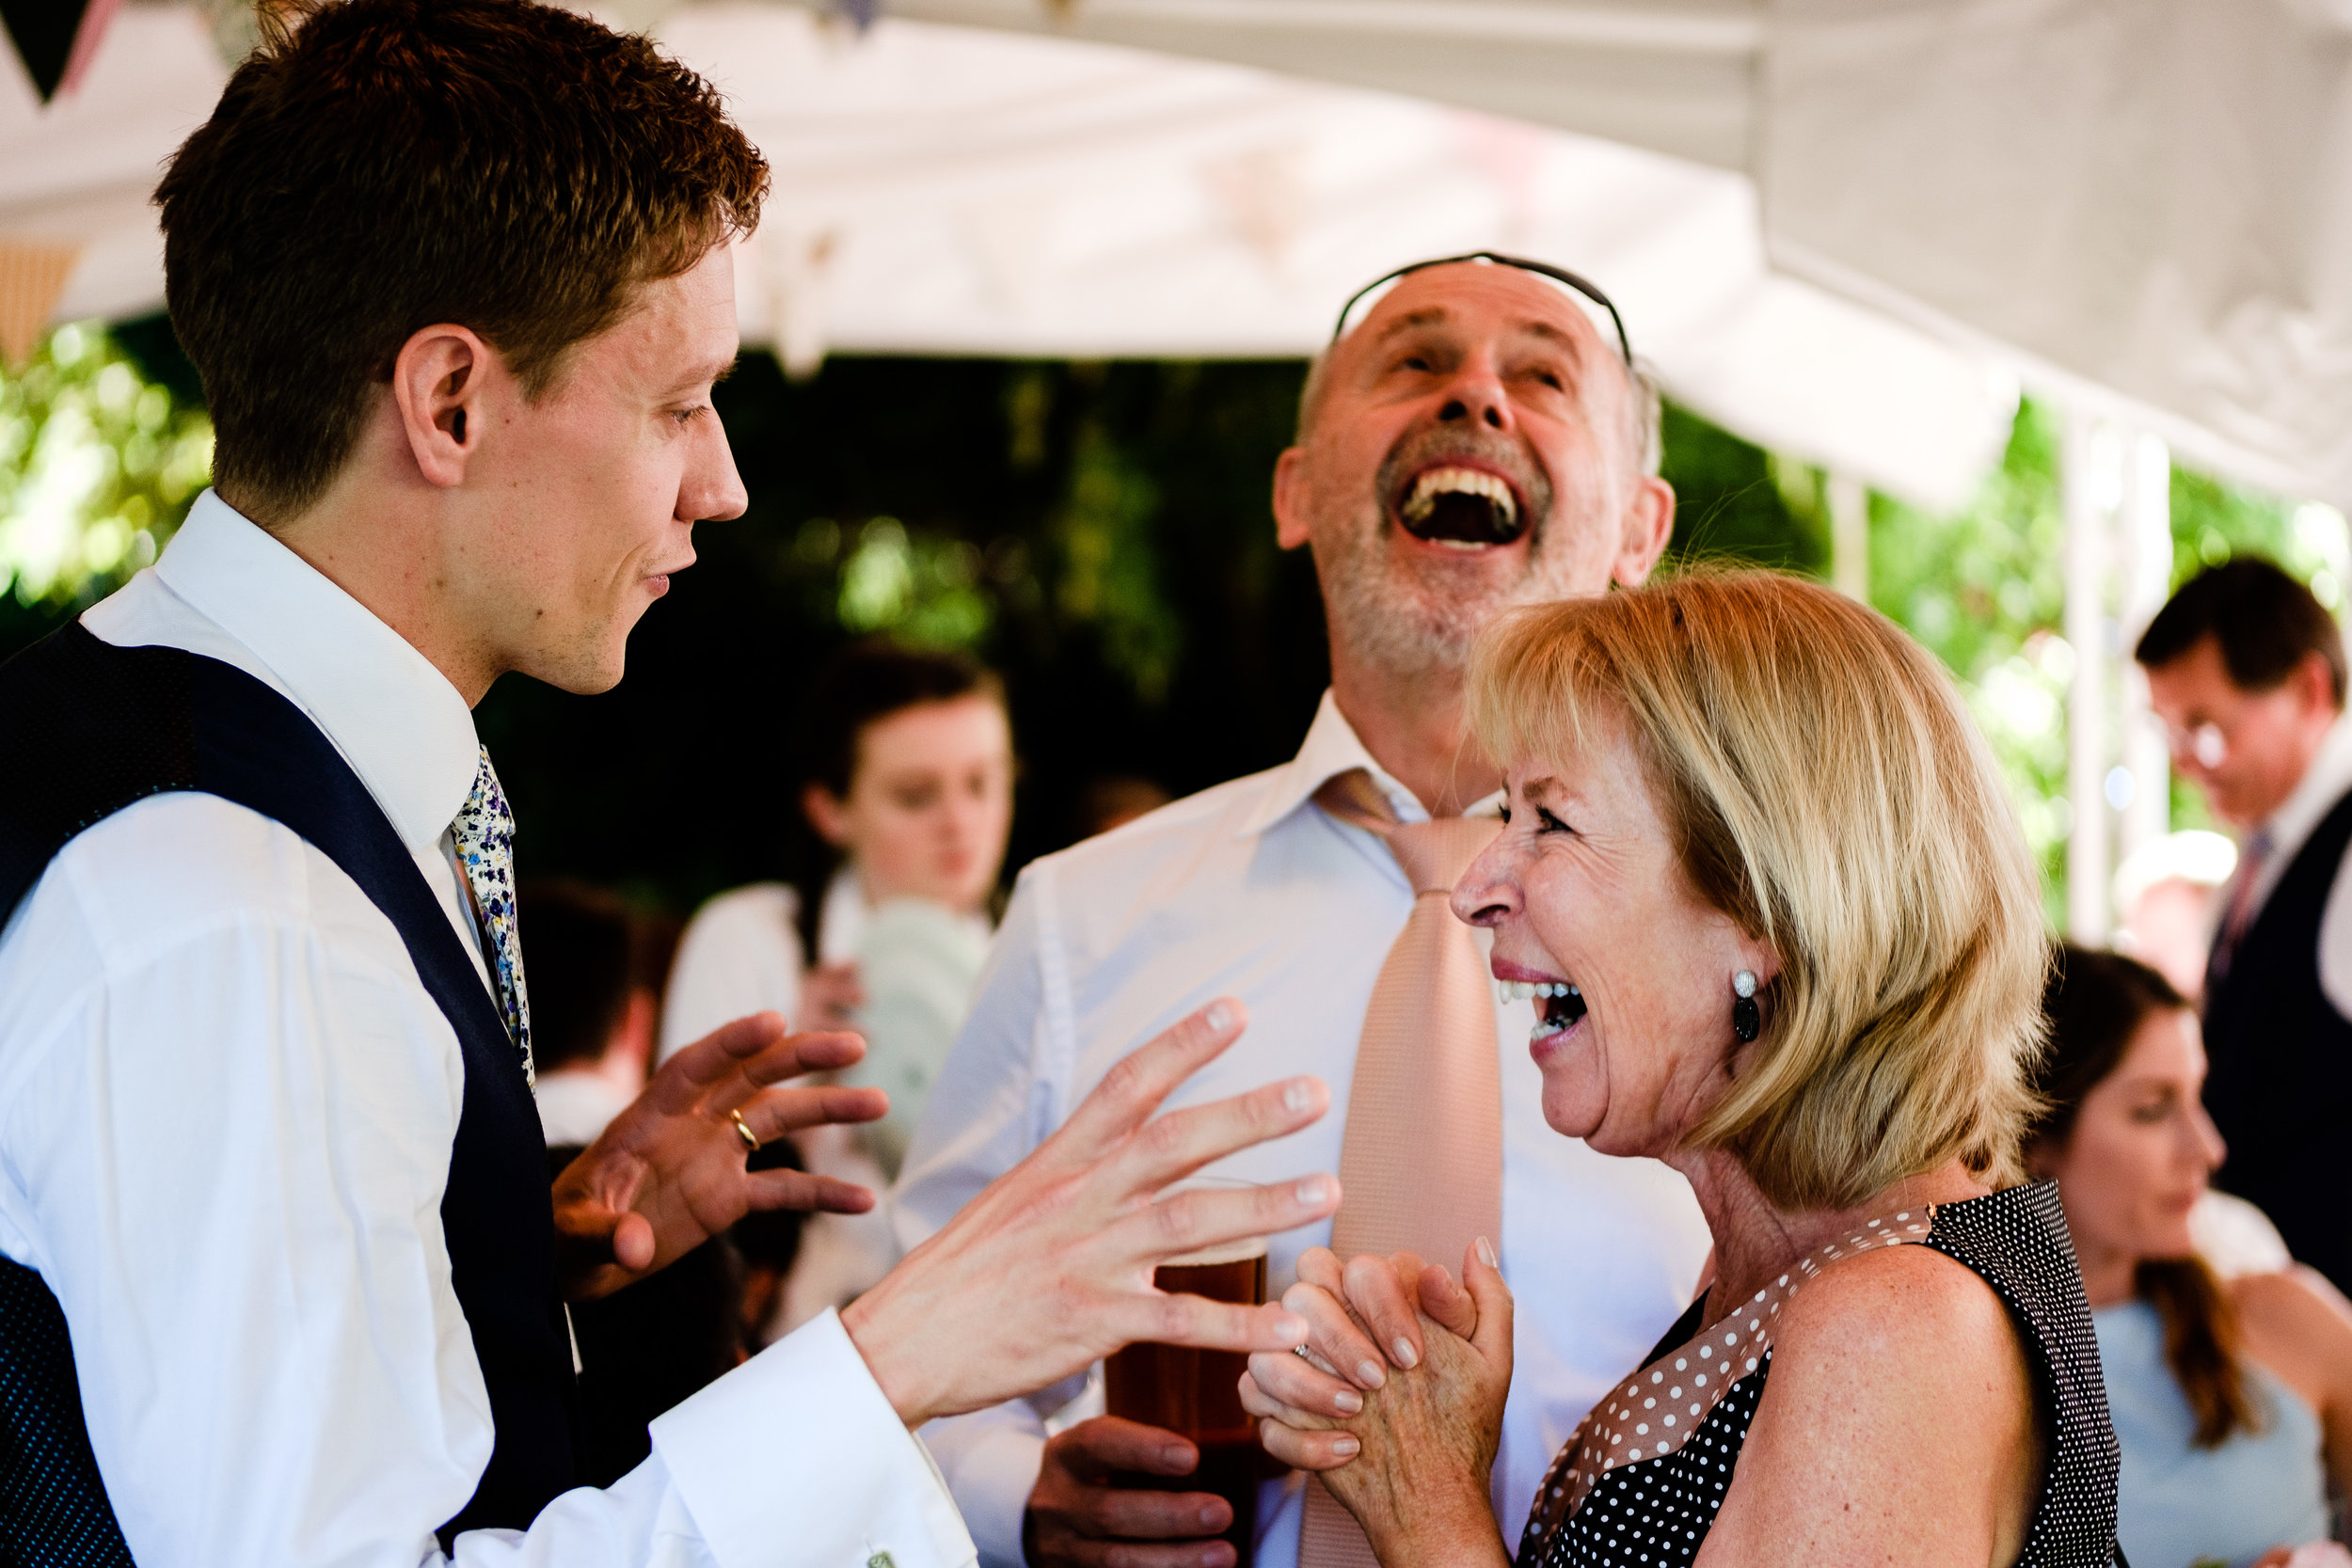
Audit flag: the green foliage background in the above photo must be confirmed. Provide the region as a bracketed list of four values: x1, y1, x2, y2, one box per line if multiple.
[2, 317, 2328, 918]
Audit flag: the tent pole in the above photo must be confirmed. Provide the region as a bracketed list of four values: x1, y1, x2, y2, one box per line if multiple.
[1828, 473, 1868, 599]
[2119, 431, 2173, 868]
[2063, 404, 2112, 942]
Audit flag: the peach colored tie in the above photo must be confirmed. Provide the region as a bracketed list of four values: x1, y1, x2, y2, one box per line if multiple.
[1297, 770, 1504, 1568]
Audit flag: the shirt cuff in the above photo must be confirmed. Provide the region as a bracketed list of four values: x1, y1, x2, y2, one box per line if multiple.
[650, 1307, 976, 1568]
[922, 1415, 1045, 1568]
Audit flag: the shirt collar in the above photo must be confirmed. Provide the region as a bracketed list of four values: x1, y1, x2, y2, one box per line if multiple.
[2259, 710, 2352, 859]
[154, 490, 481, 856]
[1237, 689, 1502, 837]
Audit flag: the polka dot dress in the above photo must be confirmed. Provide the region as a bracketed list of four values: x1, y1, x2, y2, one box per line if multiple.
[1517, 1181, 2120, 1568]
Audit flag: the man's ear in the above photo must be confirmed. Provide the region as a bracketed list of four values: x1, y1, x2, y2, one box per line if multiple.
[2295, 648, 2340, 721]
[1611, 475, 1677, 588]
[1273, 446, 1313, 551]
[390, 324, 495, 489]
[803, 782, 851, 847]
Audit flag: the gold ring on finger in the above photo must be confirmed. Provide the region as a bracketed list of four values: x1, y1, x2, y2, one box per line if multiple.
[731, 1108, 761, 1155]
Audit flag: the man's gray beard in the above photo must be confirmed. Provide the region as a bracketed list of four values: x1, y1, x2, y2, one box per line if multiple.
[1314, 524, 1536, 685]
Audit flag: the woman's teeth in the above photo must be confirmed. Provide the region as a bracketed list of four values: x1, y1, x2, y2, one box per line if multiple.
[1502, 977, 1587, 1039]
[1498, 979, 1577, 1001]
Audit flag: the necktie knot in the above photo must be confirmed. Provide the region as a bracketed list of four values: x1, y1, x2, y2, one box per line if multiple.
[1385, 816, 1503, 896]
[1313, 769, 1500, 895]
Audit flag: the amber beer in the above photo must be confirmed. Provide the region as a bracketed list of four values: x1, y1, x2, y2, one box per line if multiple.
[1104, 1233, 1271, 1568]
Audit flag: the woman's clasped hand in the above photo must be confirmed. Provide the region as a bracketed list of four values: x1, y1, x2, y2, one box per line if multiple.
[1242, 1243, 1517, 1568]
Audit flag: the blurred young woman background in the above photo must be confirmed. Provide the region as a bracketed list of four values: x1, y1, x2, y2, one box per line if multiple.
[2035, 944, 2352, 1568]
[661, 639, 1014, 1334]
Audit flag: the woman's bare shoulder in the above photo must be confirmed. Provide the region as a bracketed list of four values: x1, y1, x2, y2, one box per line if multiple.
[1772, 1241, 2018, 1360]
[1699, 1245, 2038, 1563]
[2233, 1266, 2352, 1384]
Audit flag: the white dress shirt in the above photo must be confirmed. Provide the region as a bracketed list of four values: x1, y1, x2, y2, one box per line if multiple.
[535, 1070, 638, 1149]
[0, 491, 974, 1568]
[660, 872, 995, 1066]
[2229, 713, 2352, 1016]
[660, 881, 808, 1062]
[893, 691, 1713, 1568]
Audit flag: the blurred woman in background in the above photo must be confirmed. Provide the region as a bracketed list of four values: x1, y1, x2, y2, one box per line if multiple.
[663, 638, 1014, 1336]
[2035, 943, 2352, 1568]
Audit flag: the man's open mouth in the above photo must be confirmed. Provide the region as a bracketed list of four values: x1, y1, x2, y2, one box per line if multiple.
[1396, 464, 1527, 549]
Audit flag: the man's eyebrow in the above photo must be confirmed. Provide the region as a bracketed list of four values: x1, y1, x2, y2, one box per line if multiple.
[665, 355, 739, 395]
[1516, 318, 1590, 363]
[1370, 307, 1451, 346]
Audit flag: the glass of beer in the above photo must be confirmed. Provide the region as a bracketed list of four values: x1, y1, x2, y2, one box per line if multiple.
[1104, 1179, 1271, 1568]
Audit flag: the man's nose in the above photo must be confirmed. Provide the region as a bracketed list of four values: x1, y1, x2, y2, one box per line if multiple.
[684, 425, 751, 524]
[1436, 362, 1512, 434]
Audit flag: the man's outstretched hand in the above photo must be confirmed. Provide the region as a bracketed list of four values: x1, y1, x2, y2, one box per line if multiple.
[839, 998, 1342, 1429]
[552, 1011, 887, 1302]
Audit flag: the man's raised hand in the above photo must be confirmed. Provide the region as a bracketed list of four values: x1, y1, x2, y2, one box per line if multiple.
[551, 1010, 887, 1301]
[840, 998, 1341, 1428]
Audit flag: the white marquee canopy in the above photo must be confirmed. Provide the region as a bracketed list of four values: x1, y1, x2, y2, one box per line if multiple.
[866, 0, 2352, 510]
[2, 1, 2344, 511]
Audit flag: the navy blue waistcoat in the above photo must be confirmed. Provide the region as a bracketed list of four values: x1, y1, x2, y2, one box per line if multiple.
[0, 623, 578, 1563]
[2202, 784, 2352, 1297]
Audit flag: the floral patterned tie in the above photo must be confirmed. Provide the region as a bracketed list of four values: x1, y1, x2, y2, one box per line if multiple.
[452, 744, 533, 1084]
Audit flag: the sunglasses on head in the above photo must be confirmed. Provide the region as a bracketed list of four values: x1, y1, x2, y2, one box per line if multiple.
[1330, 251, 1634, 367]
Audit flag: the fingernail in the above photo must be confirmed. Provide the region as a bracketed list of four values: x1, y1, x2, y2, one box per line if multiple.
[1333, 1388, 1363, 1414]
[1476, 1234, 1499, 1269]
[1295, 1177, 1332, 1206]
[1199, 1504, 1221, 1530]
[1161, 1445, 1192, 1471]
[1331, 1435, 1360, 1458]
[1283, 1077, 1313, 1113]
[1355, 1358, 1387, 1389]
[1392, 1337, 1419, 1370]
[1204, 1002, 1234, 1033]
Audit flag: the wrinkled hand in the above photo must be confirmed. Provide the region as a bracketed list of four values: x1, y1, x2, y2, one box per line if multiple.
[1241, 1243, 1515, 1568]
[840, 998, 1341, 1428]
[800, 958, 866, 1034]
[1025, 1417, 1242, 1568]
[552, 1011, 885, 1302]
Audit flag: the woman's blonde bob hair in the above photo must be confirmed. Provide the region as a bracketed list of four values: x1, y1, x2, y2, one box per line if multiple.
[1468, 570, 2046, 1212]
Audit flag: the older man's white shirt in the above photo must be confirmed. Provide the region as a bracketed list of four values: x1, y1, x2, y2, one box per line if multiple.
[894, 691, 1712, 1568]
[0, 491, 973, 1568]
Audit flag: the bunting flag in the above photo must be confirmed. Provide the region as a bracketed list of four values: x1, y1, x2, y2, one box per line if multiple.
[1, 0, 122, 103]
[0, 241, 82, 369]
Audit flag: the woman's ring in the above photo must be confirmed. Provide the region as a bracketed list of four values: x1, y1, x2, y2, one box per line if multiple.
[731, 1109, 761, 1155]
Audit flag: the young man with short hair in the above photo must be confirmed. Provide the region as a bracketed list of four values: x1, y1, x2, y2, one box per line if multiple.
[2138, 557, 2352, 1293]
[0, 4, 1337, 1562]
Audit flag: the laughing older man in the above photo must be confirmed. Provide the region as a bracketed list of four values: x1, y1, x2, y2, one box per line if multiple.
[895, 256, 1714, 1568]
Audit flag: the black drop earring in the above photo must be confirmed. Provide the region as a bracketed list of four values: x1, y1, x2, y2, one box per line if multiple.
[1731, 971, 1760, 1043]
